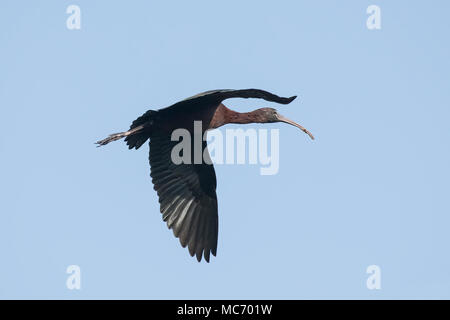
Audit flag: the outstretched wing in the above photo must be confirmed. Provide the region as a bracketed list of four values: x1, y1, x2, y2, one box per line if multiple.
[215, 88, 297, 104]
[160, 88, 297, 113]
[149, 135, 218, 262]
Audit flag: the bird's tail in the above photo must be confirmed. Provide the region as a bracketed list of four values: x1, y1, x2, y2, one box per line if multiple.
[96, 110, 156, 149]
[95, 125, 146, 147]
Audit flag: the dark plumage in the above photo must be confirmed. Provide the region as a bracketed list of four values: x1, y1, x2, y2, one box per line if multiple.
[96, 89, 313, 262]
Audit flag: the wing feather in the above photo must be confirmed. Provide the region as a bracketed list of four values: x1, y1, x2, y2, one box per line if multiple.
[160, 88, 297, 113]
[149, 136, 218, 262]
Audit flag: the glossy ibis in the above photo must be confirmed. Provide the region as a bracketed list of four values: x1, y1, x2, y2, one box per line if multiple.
[96, 89, 314, 262]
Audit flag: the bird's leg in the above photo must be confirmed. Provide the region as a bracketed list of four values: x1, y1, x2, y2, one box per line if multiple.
[95, 125, 145, 147]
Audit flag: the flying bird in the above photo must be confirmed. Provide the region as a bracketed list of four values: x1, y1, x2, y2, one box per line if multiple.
[96, 89, 314, 262]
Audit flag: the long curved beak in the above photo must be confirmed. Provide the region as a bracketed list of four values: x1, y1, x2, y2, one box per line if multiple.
[276, 114, 315, 140]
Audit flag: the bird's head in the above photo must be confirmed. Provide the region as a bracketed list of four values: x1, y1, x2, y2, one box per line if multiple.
[255, 107, 314, 140]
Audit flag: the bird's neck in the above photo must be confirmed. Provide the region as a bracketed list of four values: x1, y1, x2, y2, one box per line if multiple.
[209, 104, 264, 129]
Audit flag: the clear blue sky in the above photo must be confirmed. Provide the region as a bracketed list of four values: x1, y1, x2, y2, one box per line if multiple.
[1, 0, 449, 299]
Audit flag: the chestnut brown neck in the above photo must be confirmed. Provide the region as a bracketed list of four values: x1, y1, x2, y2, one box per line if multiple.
[208, 104, 266, 129]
